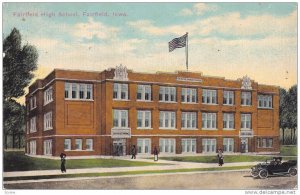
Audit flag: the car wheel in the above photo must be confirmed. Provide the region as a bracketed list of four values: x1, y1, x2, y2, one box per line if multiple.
[288, 167, 297, 176]
[259, 169, 268, 179]
[251, 170, 259, 178]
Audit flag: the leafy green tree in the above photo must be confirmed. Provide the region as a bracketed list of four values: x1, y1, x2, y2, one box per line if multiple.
[286, 85, 297, 143]
[279, 88, 288, 144]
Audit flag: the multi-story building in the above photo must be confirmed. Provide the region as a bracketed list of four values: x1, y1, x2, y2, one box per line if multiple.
[25, 65, 280, 156]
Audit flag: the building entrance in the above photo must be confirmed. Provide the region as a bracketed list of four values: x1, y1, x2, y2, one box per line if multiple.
[241, 138, 248, 153]
[113, 139, 126, 156]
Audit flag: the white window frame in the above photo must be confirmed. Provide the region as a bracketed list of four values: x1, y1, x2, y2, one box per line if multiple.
[202, 113, 217, 130]
[202, 139, 216, 153]
[223, 91, 234, 105]
[181, 88, 197, 103]
[137, 138, 151, 154]
[30, 96, 37, 110]
[86, 139, 93, 150]
[223, 113, 235, 130]
[159, 86, 176, 102]
[181, 112, 197, 130]
[65, 82, 93, 100]
[30, 117, 37, 133]
[241, 114, 251, 130]
[241, 92, 251, 106]
[181, 138, 196, 153]
[113, 83, 128, 100]
[75, 139, 82, 150]
[44, 86, 53, 105]
[137, 85, 151, 101]
[159, 138, 175, 153]
[29, 140, 36, 155]
[43, 140, 52, 155]
[223, 138, 234, 153]
[64, 139, 71, 151]
[137, 110, 152, 129]
[258, 95, 272, 108]
[44, 112, 53, 131]
[113, 109, 129, 128]
[159, 111, 176, 129]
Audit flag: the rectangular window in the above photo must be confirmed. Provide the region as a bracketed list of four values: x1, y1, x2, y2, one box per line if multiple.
[137, 138, 151, 154]
[223, 138, 234, 152]
[44, 112, 53, 131]
[75, 139, 82, 150]
[30, 96, 37, 110]
[202, 139, 216, 153]
[241, 114, 251, 129]
[223, 113, 235, 129]
[64, 139, 71, 150]
[43, 140, 52, 155]
[113, 83, 128, 100]
[258, 138, 273, 148]
[65, 83, 70, 98]
[44, 86, 53, 105]
[30, 117, 37, 133]
[72, 83, 77, 99]
[241, 92, 251, 106]
[202, 89, 217, 104]
[29, 140, 36, 155]
[137, 110, 152, 129]
[113, 110, 128, 128]
[159, 111, 176, 129]
[65, 82, 93, 100]
[258, 95, 272, 108]
[181, 139, 196, 153]
[159, 86, 176, 102]
[223, 91, 234, 105]
[181, 112, 197, 129]
[86, 139, 93, 150]
[202, 113, 217, 129]
[181, 88, 197, 103]
[159, 138, 175, 153]
[137, 85, 151, 101]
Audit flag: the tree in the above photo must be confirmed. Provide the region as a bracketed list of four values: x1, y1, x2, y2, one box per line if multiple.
[286, 85, 297, 144]
[3, 28, 38, 148]
[279, 88, 288, 144]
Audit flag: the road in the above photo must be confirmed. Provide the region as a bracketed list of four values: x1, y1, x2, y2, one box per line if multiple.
[4, 170, 297, 190]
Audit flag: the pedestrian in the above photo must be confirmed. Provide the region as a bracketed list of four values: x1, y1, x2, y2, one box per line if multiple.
[60, 153, 67, 173]
[153, 146, 159, 161]
[131, 145, 137, 159]
[217, 149, 224, 166]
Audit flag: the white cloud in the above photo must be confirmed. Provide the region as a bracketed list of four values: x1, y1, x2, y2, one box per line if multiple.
[179, 8, 193, 16]
[179, 3, 218, 16]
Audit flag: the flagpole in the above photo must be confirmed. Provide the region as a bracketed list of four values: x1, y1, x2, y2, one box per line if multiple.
[186, 32, 188, 71]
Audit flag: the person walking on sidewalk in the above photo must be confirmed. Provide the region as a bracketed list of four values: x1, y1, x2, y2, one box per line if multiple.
[153, 146, 159, 161]
[60, 153, 67, 173]
[217, 149, 224, 166]
[131, 145, 137, 159]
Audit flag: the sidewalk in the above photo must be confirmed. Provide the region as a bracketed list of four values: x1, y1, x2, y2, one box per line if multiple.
[4, 158, 258, 178]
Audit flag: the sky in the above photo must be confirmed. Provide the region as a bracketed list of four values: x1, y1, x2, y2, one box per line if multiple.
[2, 2, 298, 104]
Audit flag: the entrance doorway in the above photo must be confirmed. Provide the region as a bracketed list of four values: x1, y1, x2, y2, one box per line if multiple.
[113, 139, 126, 156]
[241, 138, 248, 153]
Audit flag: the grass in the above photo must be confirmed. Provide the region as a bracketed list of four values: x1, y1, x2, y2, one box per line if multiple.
[4, 165, 252, 181]
[4, 151, 161, 172]
[280, 145, 297, 156]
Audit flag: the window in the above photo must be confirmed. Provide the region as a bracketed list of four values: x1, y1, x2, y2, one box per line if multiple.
[241, 92, 251, 106]
[137, 110, 151, 129]
[159, 86, 176, 102]
[257, 138, 273, 148]
[43, 140, 52, 155]
[202, 139, 216, 153]
[65, 82, 93, 100]
[181, 139, 196, 153]
[44, 112, 53, 131]
[64, 139, 71, 150]
[30, 117, 37, 133]
[202, 113, 217, 129]
[202, 89, 217, 104]
[75, 139, 82, 150]
[86, 139, 93, 150]
[159, 138, 175, 153]
[181, 88, 197, 103]
[223, 138, 234, 152]
[29, 140, 36, 155]
[223, 91, 234, 105]
[258, 95, 272, 108]
[137, 138, 151, 154]
[181, 112, 197, 129]
[137, 85, 151, 101]
[113, 83, 128, 100]
[159, 111, 176, 129]
[241, 114, 251, 129]
[44, 86, 53, 105]
[26, 121, 29, 134]
[113, 110, 128, 128]
[223, 113, 234, 129]
[30, 96, 37, 110]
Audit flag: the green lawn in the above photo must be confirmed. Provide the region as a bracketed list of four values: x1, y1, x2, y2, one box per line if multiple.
[280, 145, 297, 156]
[4, 151, 161, 172]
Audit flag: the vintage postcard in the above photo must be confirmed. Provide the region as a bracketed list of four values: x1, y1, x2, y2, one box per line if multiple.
[2, 2, 298, 193]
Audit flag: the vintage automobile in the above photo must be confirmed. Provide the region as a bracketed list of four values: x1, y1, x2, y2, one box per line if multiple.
[250, 157, 297, 179]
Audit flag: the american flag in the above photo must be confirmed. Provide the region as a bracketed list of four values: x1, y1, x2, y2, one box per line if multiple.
[168, 33, 188, 52]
